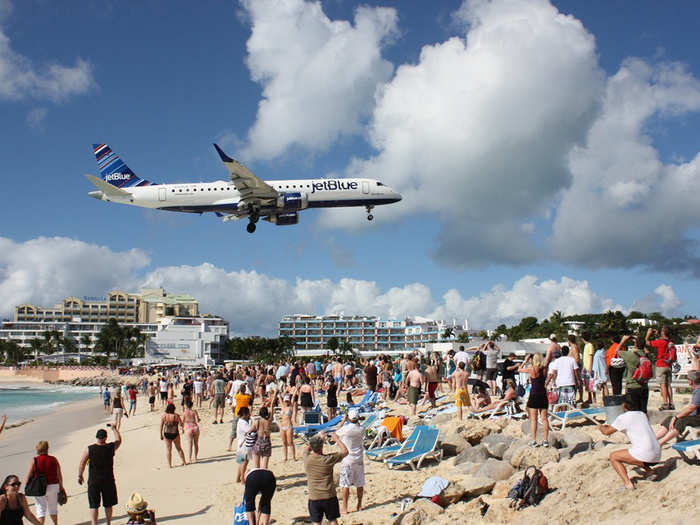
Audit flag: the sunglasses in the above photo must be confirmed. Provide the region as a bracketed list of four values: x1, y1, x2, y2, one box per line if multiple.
[9, 482, 21, 487]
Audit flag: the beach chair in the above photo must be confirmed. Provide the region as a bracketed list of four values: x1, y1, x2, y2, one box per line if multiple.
[385, 427, 443, 470]
[343, 390, 378, 411]
[293, 414, 344, 438]
[672, 439, 700, 461]
[548, 406, 605, 430]
[366, 425, 426, 460]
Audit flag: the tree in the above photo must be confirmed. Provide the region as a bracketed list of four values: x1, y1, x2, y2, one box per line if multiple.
[42, 330, 61, 355]
[457, 332, 470, 343]
[1, 340, 26, 364]
[442, 327, 454, 340]
[477, 330, 488, 339]
[29, 338, 43, 361]
[80, 334, 92, 352]
[326, 337, 339, 354]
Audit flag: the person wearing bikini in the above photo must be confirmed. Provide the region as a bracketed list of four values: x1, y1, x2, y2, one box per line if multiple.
[251, 407, 272, 469]
[182, 400, 200, 463]
[277, 394, 296, 462]
[159, 403, 186, 468]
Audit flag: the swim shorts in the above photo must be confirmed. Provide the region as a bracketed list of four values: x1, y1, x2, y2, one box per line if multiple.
[455, 388, 470, 407]
[213, 393, 225, 409]
[408, 386, 420, 405]
[339, 461, 365, 488]
[656, 366, 671, 385]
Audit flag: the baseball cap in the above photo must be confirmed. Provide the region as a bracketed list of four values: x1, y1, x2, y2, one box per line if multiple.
[96, 429, 108, 439]
[348, 409, 359, 421]
[549, 333, 557, 340]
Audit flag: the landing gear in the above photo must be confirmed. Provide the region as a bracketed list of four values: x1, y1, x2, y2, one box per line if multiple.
[247, 209, 259, 234]
[366, 205, 374, 221]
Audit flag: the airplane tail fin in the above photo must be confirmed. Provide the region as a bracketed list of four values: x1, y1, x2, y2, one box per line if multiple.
[92, 143, 152, 188]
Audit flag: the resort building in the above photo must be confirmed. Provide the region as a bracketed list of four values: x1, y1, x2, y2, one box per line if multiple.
[279, 314, 468, 354]
[144, 316, 229, 366]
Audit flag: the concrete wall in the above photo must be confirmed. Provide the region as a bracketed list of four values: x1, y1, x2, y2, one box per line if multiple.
[0, 366, 116, 382]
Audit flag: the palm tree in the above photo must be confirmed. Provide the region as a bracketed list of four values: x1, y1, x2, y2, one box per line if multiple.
[80, 334, 92, 353]
[41, 330, 61, 355]
[29, 338, 43, 362]
[442, 327, 454, 340]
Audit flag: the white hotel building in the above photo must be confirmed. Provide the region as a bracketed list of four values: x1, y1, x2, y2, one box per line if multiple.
[279, 314, 468, 353]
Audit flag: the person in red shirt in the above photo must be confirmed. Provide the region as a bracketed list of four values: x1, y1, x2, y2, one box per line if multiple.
[646, 326, 675, 410]
[24, 440, 64, 524]
[127, 386, 138, 417]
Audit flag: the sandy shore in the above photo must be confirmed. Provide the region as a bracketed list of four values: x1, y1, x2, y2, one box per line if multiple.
[1, 387, 698, 524]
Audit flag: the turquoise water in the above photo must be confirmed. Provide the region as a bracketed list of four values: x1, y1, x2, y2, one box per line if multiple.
[0, 383, 99, 423]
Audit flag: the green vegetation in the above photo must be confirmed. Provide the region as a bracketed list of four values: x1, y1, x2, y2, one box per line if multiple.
[225, 336, 295, 364]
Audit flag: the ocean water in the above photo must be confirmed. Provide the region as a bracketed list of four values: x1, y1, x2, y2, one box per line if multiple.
[0, 383, 99, 423]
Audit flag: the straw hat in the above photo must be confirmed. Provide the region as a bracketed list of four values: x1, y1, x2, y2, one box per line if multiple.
[126, 492, 148, 514]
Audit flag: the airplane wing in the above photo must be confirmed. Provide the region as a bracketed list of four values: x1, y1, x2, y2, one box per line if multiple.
[213, 144, 278, 204]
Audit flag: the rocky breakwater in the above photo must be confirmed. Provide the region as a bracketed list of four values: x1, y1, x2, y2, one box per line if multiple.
[50, 376, 127, 388]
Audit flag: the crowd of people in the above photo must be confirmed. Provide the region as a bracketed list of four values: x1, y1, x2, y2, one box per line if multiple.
[2, 329, 699, 524]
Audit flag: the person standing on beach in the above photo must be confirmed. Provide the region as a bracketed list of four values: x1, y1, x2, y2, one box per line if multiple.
[78, 426, 122, 525]
[519, 354, 550, 447]
[182, 399, 201, 463]
[251, 407, 272, 470]
[421, 359, 440, 409]
[451, 362, 470, 420]
[127, 385, 137, 417]
[544, 334, 561, 367]
[158, 377, 168, 408]
[147, 383, 156, 412]
[193, 376, 204, 407]
[335, 410, 366, 515]
[111, 391, 126, 431]
[405, 365, 424, 416]
[159, 403, 187, 468]
[646, 326, 676, 410]
[304, 432, 348, 525]
[363, 360, 378, 393]
[211, 374, 228, 425]
[0, 414, 6, 435]
[102, 388, 111, 415]
[0, 475, 43, 525]
[581, 333, 595, 405]
[24, 441, 64, 525]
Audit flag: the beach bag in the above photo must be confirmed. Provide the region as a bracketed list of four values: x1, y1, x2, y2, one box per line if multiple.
[233, 499, 249, 525]
[25, 458, 47, 497]
[244, 430, 257, 449]
[632, 354, 653, 384]
[509, 466, 548, 510]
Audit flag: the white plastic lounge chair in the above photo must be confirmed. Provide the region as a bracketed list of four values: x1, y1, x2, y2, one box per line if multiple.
[548, 406, 605, 429]
[385, 427, 443, 470]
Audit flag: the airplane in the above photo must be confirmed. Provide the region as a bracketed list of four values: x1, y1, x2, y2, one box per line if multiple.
[86, 143, 402, 233]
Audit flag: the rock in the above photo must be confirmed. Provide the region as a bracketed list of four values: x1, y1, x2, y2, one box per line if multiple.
[430, 412, 455, 425]
[509, 445, 560, 469]
[558, 442, 592, 459]
[410, 498, 444, 516]
[491, 480, 512, 499]
[454, 443, 488, 465]
[482, 434, 515, 459]
[452, 461, 480, 476]
[458, 421, 494, 445]
[560, 429, 593, 448]
[593, 439, 613, 450]
[452, 476, 496, 498]
[475, 458, 515, 481]
[519, 420, 563, 446]
[502, 439, 528, 462]
[439, 482, 467, 505]
[441, 428, 471, 457]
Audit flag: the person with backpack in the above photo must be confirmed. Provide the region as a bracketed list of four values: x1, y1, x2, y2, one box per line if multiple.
[619, 335, 651, 413]
[597, 392, 661, 490]
[646, 326, 676, 410]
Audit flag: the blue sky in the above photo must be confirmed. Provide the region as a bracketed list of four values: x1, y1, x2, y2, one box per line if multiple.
[1, 0, 700, 335]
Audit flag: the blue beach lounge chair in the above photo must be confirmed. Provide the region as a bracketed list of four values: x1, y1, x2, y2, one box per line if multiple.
[293, 414, 344, 437]
[385, 427, 443, 470]
[366, 425, 427, 460]
[671, 439, 700, 461]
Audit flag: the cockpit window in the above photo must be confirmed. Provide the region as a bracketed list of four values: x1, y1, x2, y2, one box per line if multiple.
[377, 182, 384, 186]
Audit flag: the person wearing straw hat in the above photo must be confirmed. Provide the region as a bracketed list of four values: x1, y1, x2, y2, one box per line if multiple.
[124, 493, 156, 524]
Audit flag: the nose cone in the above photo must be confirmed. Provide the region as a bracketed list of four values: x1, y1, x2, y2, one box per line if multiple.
[390, 188, 402, 203]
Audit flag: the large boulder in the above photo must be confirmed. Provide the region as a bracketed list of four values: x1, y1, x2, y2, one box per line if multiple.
[482, 434, 515, 459]
[410, 498, 444, 517]
[509, 445, 560, 469]
[452, 475, 496, 497]
[430, 412, 455, 425]
[475, 458, 515, 481]
[519, 420, 563, 446]
[458, 420, 494, 445]
[454, 443, 488, 465]
[559, 442, 592, 459]
[392, 499, 444, 525]
[451, 461, 481, 476]
[560, 429, 593, 448]
[441, 427, 471, 457]
[439, 482, 467, 506]
[502, 439, 528, 462]
[491, 479, 513, 499]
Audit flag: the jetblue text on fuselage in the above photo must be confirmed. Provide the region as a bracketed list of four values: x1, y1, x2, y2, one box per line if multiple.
[311, 180, 358, 193]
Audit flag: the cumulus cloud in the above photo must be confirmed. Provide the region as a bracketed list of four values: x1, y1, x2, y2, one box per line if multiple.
[2, 236, 678, 336]
[0, 237, 149, 317]
[551, 59, 700, 273]
[631, 284, 682, 317]
[240, 0, 397, 160]
[321, 0, 603, 266]
[309, 0, 700, 274]
[0, 1, 94, 101]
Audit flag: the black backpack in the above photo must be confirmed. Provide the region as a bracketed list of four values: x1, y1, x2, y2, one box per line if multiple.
[508, 466, 549, 510]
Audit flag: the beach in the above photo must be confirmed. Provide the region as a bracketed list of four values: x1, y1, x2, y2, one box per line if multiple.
[1, 385, 698, 524]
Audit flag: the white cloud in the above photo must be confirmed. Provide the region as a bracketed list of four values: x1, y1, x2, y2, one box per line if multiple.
[2, 236, 680, 336]
[631, 284, 682, 316]
[25, 107, 47, 130]
[0, 1, 94, 101]
[0, 237, 149, 317]
[240, 0, 397, 160]
[319, 0, 603, 266]
[551, 59, 700, 273]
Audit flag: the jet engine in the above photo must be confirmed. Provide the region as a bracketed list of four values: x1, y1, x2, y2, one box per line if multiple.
[276, 192, 308, 212]
[267, 212, 299, 226]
